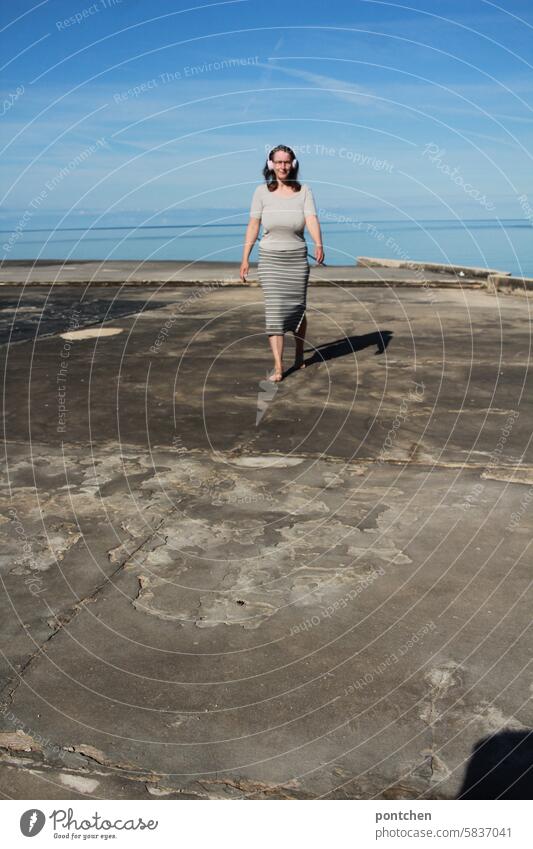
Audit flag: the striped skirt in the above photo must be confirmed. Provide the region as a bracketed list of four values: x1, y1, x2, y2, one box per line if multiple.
[257, 245, 310, 335]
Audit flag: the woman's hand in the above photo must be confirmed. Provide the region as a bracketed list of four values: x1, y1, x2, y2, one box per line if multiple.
[314, 245, 325, 264]
[240, 260, 249, 282]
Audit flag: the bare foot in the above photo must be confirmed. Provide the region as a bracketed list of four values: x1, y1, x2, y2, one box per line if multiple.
[268, 368, 283, 382]
[294, 356, 306, 370]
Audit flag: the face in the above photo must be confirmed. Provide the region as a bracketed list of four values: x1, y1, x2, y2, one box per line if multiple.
[271, 151, 293, 179]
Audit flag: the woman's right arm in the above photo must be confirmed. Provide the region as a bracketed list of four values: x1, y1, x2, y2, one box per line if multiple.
[242, 218, 260, 262]
[240, 217, 260, 281]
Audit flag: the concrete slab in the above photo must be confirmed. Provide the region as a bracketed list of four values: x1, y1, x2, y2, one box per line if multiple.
[1, 283, 531, 800]
[0, 259, 480, 287]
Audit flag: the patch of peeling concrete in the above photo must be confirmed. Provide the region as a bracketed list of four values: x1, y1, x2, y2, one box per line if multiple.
[129, 488, 412, 627]
[0, 730, 43, 753]
[60, 327, 124, 340]
[8, 523, 82, 575]
[469, 702, 525, 734]
[226, 455, 305, 468]
[59, 773, 100, 793]
[66, 744, 140, 772]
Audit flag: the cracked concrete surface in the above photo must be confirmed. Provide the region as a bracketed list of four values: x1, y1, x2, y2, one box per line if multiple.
[0, 283, 532, 800]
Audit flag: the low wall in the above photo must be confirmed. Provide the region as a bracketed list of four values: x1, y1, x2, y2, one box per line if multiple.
[357, 256, 510, 279]
[485, 274, 533, 294]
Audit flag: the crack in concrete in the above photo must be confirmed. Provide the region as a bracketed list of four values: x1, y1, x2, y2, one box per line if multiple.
[222, 447, 529, 475]
[187, 776, 305, 799]
[0, 750, 161, 784]
[0, 509, 175, 709]
[65, 743, 159, 780]
[0, 749, 310, 799]
[4, 439, 529, 479]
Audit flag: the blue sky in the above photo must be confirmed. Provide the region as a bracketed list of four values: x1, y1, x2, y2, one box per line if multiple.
[1, 0, 533, 225]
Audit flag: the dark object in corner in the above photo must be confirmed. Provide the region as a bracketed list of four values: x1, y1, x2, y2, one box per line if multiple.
[458, 729, 533, 799]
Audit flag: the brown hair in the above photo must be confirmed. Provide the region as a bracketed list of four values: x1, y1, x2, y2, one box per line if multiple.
[262, 145, 302, 193]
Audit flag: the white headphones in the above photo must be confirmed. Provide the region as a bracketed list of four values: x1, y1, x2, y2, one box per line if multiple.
[267, 147, 298, 170]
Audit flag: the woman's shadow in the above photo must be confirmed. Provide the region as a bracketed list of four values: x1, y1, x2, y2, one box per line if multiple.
[285, 330, 393, 377]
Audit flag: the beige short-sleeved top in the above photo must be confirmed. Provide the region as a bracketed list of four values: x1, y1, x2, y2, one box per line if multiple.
[249, 183, 317, 250]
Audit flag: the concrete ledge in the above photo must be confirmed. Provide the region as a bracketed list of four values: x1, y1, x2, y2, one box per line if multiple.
[485, 274, 533, 295]
[0, 259, 483, 287]
[357, 256, 511, 279]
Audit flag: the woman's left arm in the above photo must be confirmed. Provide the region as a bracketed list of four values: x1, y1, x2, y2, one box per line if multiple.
[305, 215, 324, 264]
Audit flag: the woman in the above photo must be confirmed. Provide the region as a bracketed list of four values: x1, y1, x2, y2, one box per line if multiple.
[240, 145, 325, 382]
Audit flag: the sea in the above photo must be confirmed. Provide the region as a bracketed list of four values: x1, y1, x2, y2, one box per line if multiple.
[1, 216, 532, 277]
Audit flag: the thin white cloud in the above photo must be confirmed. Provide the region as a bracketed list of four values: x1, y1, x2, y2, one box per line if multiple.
[258, 60, 393, 111]
[457, 128, 524, 149]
